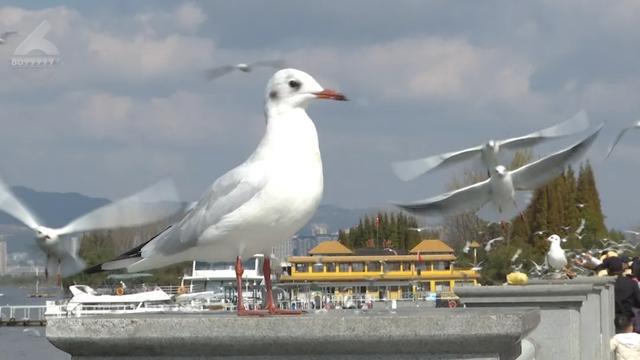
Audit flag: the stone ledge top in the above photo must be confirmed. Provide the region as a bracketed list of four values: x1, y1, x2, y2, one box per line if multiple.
[46, 307, 540, 358]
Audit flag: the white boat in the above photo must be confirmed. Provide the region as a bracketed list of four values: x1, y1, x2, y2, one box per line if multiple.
[46, 285, 176, 317]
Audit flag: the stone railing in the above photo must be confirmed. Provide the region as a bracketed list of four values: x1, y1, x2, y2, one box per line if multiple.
[456, 276, 616, 360]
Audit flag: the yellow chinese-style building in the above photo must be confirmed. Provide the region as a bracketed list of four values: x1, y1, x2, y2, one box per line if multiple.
[279, 239, 479, 302]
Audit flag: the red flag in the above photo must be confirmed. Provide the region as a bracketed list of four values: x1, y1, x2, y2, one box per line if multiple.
[417, 252, 423, 262]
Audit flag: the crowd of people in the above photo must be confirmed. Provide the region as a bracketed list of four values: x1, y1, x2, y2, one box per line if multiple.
[577, 252, 640, 359]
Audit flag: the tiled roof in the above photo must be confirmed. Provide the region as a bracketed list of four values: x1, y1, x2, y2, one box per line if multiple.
[410, 239, 454, 253]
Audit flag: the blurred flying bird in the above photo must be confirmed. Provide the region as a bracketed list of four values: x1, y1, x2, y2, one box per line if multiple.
[392, 110, 590, 181]
[0, 178, 182, 277]
[484, 236, 504, 252]
[204, 60, 288, 81]
[606, 120, 640, 159]
[395, 124, 603, 222]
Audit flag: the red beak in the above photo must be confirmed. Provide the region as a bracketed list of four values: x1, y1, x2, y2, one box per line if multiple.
[313, 89, 347, 101]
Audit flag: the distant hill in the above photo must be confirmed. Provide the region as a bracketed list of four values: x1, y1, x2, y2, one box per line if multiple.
[0, 186, 110, 228]
[299, 204, 375, 235]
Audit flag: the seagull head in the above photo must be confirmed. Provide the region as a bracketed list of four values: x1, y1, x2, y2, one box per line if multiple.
[547, 234, 561, 245]
[494, 165, 508, 177]
[265, 69, 346, 113]
[34, 226, 59, 246]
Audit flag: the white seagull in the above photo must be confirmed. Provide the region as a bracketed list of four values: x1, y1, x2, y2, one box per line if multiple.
[0, 31, 17, 44]
[546, 234, 568, 271]
[90, 69, 346, 316]
[392, 110, 590, 181]
[394, 123, 603, 222]
[204, 60, 288, 81]
[606, 120, 640, 159]
[0, 178, 182, 277]
[484, 236, 504, 252]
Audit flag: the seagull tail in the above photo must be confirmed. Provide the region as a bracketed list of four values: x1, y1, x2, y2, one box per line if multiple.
[82, 225, 172, 274]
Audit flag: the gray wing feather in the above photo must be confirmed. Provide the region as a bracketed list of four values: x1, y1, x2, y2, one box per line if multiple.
[392, 146, 482, 181]
[146, 165, 266, 256]
[511, 123, 603, 191]
[394, 178, 491, 218]
[500, 110, 590, 150]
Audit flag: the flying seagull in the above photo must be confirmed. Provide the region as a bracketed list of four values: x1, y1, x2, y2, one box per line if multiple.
[88, 69, 346, 316]
[484, 236, 504, 252]
[606, 120, 640, 159]
[392, 110, 590, 181]
[204, 60, 288, 81]
[0, 178, 182, 277]
[546, 234, 568, 271]
[394, 123, 603, 222]
[0, 31, 17, 44]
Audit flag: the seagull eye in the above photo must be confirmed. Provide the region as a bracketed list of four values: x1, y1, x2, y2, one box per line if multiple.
[288, 80, 300, 90]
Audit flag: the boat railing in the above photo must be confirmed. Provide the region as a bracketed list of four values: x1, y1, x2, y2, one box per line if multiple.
[0, 305, 47, 323]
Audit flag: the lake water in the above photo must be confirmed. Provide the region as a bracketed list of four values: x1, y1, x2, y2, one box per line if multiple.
[0, 285, 70, 360]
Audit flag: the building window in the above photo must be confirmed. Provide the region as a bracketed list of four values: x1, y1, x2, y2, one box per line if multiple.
[456, 281, 475, 287]
[415, 262, 427, 271]
[295, 263, 308, 273]
[400, 262, 411, 272]
[338, 263, 349, 272]
[367, 261, 381, 272]
[385, 262, 401, 272]
[435, 281, 451, 292]
[326, 263, 336, 272]
[434, 261, 448, 270]
[351, 262, 365, 272]
[312, 263, 324, 273]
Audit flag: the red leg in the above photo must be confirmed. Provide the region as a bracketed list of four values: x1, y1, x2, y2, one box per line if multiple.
[263, 257, 303, 315]
[235, 256, 268, 316]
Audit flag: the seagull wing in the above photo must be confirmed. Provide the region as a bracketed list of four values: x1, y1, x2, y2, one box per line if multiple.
[510, 123, 603, 191]
[146, 163, 268, 256]
[499, 110, 590, 150]
[203, 65, 236, 80]
[394, 178, 491, 218]
[392, 145, 483, 181]
[56, 179, 182, 236]
[605, 121, 640, 159]
[251, 59, 288, 68]
[0, 177, 40, 230]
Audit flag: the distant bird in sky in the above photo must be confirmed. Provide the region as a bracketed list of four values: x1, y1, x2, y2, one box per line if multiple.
[606, 120, 640, 159]
[484, 236, 504, 252]
[510, 248, 522, 263]
[462, 240, 471, 254]
[0, 31, 17, 44]
[204, 60, 288, 81]
[533, 230, 548, 236]
[392, 110, 590, 181]
[408, 226, 431, 232]
[546, 234, 568, 271]
[89, 69, 347, 316]
[529, 260, 547, 276]
[395, 124, 603, 222]
[576, 203, 585, 209]
[0, 178, 182, 278]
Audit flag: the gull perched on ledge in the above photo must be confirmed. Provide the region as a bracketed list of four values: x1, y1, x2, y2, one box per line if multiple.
[89, 69, 347, 316]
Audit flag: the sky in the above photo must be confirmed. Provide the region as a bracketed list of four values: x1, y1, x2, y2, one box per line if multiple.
[0, 1, 639, 229]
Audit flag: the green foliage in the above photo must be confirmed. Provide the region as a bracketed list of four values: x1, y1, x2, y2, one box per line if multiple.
[338, 211, 428, 250]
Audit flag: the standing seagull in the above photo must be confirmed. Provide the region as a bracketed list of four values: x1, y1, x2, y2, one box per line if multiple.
[0, 31, 17, 44]
[89, 69, 347, 316]
[394, 124, 603, 222]
[546, 234, 568, 271]
[204, 60, 288, 81]
[606, 120, 640, 159]
[0, 179, 182, 278]
[392, 111, 590, 181]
